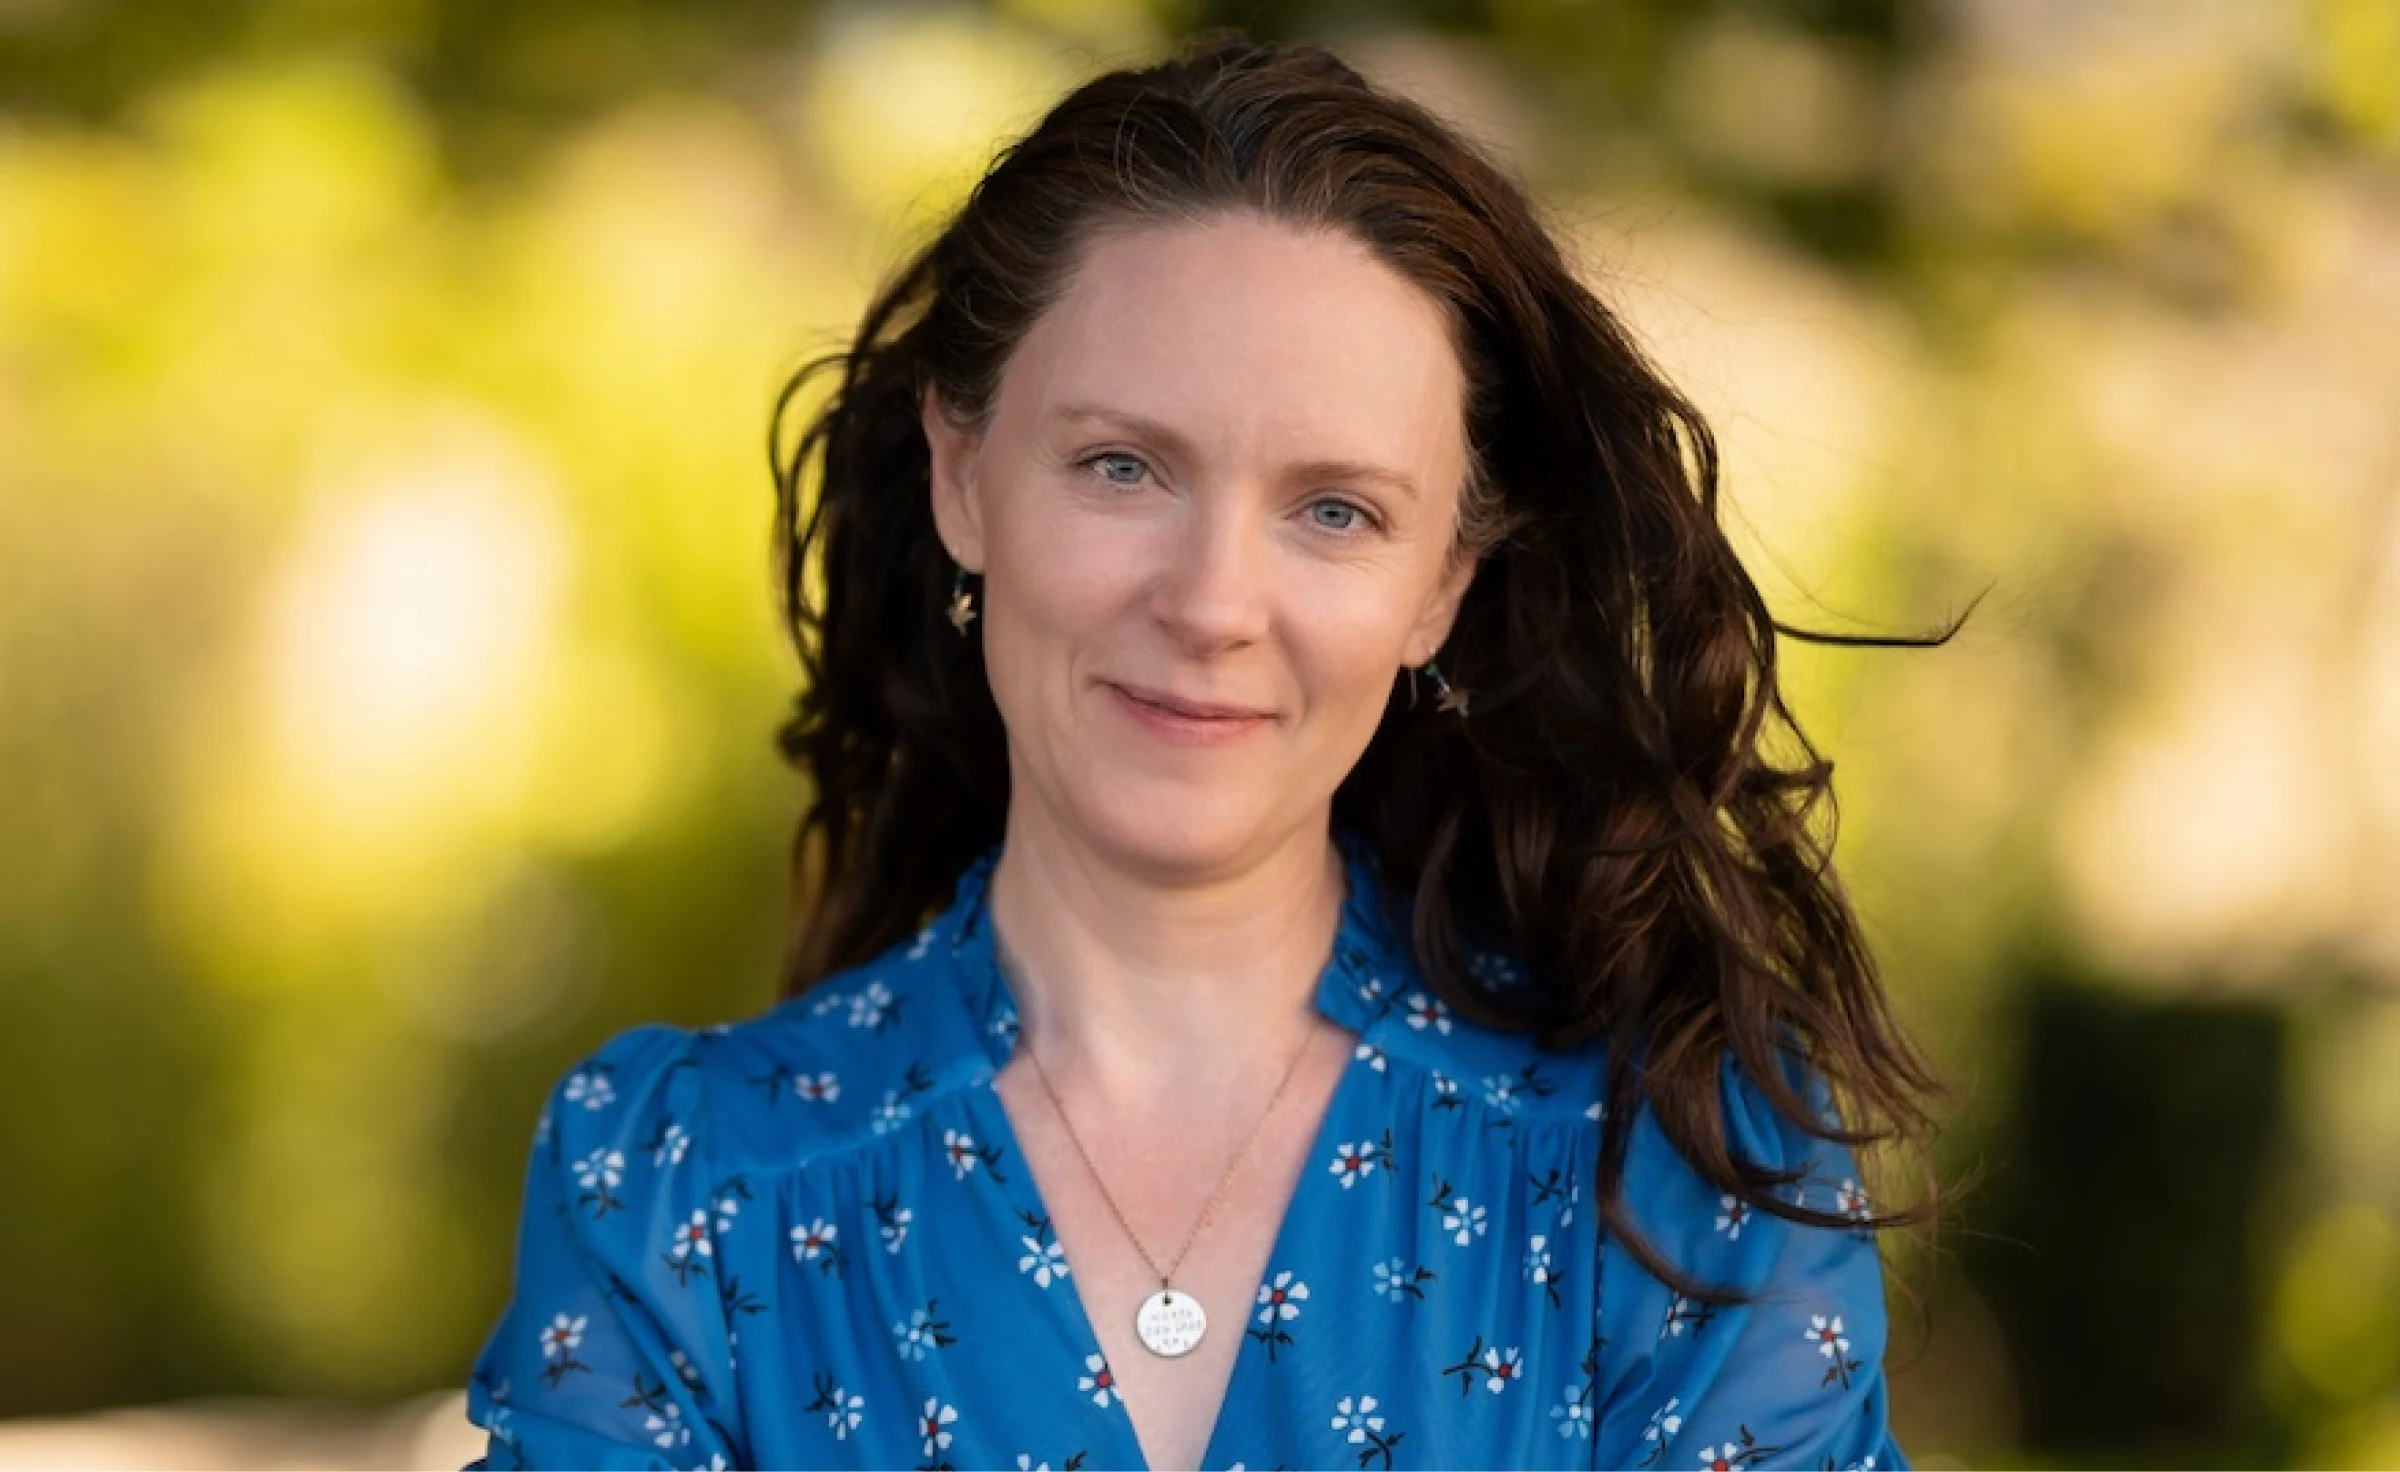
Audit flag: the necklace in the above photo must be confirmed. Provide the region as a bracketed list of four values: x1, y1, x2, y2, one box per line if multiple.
[995, 932, 1317, 1359]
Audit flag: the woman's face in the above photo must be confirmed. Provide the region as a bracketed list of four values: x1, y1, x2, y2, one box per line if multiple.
[926, 213, 1477, 879]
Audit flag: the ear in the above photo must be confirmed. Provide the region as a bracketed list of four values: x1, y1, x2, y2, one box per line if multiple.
[1403, 546, 1480, 669]
[922, 387, 987, 572]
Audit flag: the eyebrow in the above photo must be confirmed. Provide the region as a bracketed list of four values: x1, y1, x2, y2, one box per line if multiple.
[1052, 402, 1423, 501]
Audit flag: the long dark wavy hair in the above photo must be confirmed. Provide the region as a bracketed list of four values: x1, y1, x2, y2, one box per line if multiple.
[767, 32, 1960, 1298]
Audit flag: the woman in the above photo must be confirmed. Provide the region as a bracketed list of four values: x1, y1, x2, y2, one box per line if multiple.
[467, 33, 1945, 1472]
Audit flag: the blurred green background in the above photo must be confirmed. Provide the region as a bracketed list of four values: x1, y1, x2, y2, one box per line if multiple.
[4, 0, 2398, 1466]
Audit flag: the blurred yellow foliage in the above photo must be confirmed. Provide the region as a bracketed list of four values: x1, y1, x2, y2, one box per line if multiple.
[4, 5, 2399, 1465]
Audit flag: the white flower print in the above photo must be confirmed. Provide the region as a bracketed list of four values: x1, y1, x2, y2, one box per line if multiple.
[1431, 1073, 1459, 1103]
[1583, 1097, 1604, 1122]
[1328, 1141, 1377, 1187]
[1470, 951, 1523, 989]
[1019, 1236, 1069, 1288]
[847, 981, 895, 1030]
[808, 990, 844, 1018]
[1404, 993, 1453, 1034]
[1078, 1352, 1117, 1408]
[824, 1387, 863, 1439]
[943, 1128, 981, 1179]
[870, 1089, 910, 1135]
[1525, 1235, 1555, 1286]
[794, 1071, 839, 1103]
[1357, 976, 1385, 1007]
[1808, 1313, 1852, 1359]
[652, 1124, 690, 1168]
[1331, 1394, 1384, 1442]
[574, 1148, 623, 1192]
[1254, 1270, 1309, 1324]
[645, 1403, 688, 1450]
[990, 1007, 1020, 1049]
[1560, 1176, 1582, 1228]
[881, 1206, 913, 1254]
[1354, 1041, 1387, 1073]
[668, 1210, 712, 1261]
[907, 925, 935, 960]
[669, 1348, 705, 1396]
[1644, 1395, 1683, 1446]
[563, 1069, 614, 1111]
[790, 1219, 838, 1263]
[1442, 1195, 1488, 1246]
[1553, 1392, 1594, 1439]
[893, 1305, 951, 1361]
[1371, 1257, 1424, 1302]
[713, 1191, 743, 1235]
[918, 1397, 958, 1456]
[534, 1108, 553, 1148]
[1015, 1458, 1051, 1472]
[1836, 1178, 1872, 1223]
[538, 1313, 586, 1359]
[1715, 1194, 1751, 1241]
[1479, 1344, 1524, 1393]
[1662, 1294, 1716, 1338]
[1483, 1073, 1523, 1113]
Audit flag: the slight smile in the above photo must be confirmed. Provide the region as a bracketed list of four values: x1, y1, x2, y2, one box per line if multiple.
[1104, 682, 1276, 745]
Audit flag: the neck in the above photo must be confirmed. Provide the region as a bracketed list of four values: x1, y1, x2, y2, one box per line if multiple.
[985, 807, 1345, 1098]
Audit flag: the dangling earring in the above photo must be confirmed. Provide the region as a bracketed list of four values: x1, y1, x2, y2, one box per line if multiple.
[1422, 656, 1468, 717]
[946, 565, 977, 635]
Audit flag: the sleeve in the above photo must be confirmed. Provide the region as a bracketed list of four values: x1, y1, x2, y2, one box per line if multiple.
[465, 1025, 746, 1471]
[1592, 1051, 1906, 1472]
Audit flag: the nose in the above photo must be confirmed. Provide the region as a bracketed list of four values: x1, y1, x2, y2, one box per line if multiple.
[1147, 496, 1272, 653]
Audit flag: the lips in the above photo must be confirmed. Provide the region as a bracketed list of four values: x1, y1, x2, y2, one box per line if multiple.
[1108, 683, 1272, 721]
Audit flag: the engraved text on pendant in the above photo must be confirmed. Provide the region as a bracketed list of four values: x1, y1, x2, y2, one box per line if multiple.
[1136, 1288, 1207, 1357]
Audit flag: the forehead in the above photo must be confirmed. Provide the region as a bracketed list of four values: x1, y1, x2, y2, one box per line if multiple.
[994, 213, 1467, 470]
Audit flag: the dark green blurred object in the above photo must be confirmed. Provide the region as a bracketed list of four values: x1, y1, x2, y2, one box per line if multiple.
[1966, 977, 2298, 1468]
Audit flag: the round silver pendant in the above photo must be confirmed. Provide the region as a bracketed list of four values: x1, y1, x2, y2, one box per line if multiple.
[1135, 1287, 1207, 1358]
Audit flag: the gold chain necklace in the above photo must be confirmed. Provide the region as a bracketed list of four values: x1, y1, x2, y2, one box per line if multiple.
[996, 931, 1317, 1359]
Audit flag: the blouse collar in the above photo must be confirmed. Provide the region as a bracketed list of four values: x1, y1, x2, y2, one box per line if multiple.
[939, 829, 1412, 1074]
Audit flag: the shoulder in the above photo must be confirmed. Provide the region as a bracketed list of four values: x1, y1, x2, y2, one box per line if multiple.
[552, 930, 998, 1185]
[1333, 843, 1608, 1125]
[532, 1022, 708, 1177]
[1360, 951, 1611, 1128]
[1590, 1045, 1901, 1466]
[1611, 1042, 1874, 1288]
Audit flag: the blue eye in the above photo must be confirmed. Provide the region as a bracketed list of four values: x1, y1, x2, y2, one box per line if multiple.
[1087, 452, 1149, 486]
[1308, 498, 1370, 533]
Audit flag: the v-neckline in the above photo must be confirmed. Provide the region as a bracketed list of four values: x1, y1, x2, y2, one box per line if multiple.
[932, 830, 1406, 1468]
[972, 1016, 1372, 1472]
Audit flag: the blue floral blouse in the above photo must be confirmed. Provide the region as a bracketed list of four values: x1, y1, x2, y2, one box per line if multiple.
[466, 834, 1905, 1470]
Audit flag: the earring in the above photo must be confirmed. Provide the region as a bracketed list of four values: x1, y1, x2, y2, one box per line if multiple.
[1422, 657, 1469, 717]
[946, 565, 977, 635]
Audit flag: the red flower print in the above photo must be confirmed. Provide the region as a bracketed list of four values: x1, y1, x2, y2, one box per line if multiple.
[1836, 1178, 1872, 1224]
[918, 1397, 957, 1455]
[1078, 1352, 1116, 1408]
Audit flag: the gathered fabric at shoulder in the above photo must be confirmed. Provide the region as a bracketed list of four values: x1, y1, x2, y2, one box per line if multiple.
[467, 1025, 747, 1471]
[1589, 1049, 1905, 1472]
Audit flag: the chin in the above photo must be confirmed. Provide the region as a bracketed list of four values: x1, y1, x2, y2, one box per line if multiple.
[1067, 777, 1290, 881]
